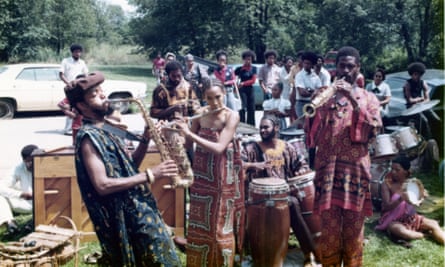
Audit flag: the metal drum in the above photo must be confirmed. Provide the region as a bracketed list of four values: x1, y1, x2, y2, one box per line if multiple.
[370, 163, 390, 211]
[370, 134, 398, 161]
[392, 126, 423, 152]
[247, 178, 290, 267]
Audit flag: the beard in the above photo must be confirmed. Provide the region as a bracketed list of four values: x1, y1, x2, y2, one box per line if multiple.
[92, 104, 114, 117]
[261, 129, 276, 142]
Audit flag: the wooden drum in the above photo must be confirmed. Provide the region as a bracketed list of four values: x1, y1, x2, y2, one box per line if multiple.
[287, 172, 321, 239]
[247, 178, 290, 267]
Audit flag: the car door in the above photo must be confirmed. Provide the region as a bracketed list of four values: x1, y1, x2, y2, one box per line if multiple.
[13, 67, 61, 111]
[35, 67, 65, 109]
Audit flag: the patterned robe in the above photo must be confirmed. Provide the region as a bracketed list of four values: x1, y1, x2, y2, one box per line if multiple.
[305, 86, 382, 266]
[305, 88, 382, 216]
[186, 128, 245, 267]
[74, 123, 180, 267]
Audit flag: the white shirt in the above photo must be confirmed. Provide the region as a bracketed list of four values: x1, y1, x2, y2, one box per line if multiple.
[0, 162, 32, 199]
[279, 67, 292, 100]
[317, 67, 331, 87]
[294, 70, 322, 101]
[60, 57, 88, 82]
[262, 98, 291, 113]
[366, 81, 391, 116]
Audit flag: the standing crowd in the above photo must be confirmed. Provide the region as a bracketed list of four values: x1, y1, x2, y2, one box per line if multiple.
[2, 44, 442, 267]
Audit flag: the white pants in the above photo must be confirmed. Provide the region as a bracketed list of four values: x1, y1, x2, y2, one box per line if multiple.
[0, 196, 13, 225]
[8, 197, 32, 214]
[64, 117, 73, 133]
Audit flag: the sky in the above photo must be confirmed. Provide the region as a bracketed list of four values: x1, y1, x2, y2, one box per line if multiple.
[103, 0, 136, 13]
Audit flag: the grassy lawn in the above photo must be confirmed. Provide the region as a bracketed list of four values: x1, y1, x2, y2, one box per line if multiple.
[0, 65, 442, 266]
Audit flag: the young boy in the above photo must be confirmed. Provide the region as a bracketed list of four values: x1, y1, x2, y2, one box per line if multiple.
[262, 82, 291, 130]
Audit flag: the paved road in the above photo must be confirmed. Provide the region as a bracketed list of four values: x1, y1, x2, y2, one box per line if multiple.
[0, 111, 267, 179]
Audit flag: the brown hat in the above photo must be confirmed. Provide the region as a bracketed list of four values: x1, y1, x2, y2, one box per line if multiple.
[65, 72, 105, 107]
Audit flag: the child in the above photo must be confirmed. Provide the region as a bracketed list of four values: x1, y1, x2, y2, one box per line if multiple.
[375, 156, 444, 246]
[262, 82, 291, 130]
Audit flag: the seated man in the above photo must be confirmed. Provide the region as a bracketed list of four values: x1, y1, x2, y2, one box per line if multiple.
[0, 144, 42, 235]
[242, 114, 319, 266]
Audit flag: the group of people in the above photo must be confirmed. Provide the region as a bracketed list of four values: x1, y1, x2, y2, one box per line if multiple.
[3, 44, 441, 267]
[61, 44, 443, 267]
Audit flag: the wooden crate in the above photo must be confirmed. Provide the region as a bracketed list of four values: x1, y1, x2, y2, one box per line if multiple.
[33, 146, 185, 242]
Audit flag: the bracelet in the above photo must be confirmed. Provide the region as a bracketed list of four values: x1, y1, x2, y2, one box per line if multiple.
[145, 168, 155, 184]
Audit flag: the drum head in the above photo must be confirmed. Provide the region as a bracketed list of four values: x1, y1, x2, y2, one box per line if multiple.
[251, 177, 286, 186]
[250, 177, 289, 194]
[402, 178, 425, 206]
[287, 171, 315, 185]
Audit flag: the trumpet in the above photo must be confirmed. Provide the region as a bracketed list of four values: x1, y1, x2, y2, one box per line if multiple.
[107, 98, 194, 189]
[302, 77, 342, 118]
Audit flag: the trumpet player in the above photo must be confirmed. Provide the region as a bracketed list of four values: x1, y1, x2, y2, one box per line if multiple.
[304, 46, 382, 267]
[64, 72, 181, 266]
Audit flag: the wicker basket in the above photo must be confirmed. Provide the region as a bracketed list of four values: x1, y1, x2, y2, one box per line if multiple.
[0, 216, 80, 267]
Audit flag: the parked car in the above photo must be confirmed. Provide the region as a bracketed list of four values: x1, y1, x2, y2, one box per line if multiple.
[229, 63, 264, 109]
[0, 63, 147, 119]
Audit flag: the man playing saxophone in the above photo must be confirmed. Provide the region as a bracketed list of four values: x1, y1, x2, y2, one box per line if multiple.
[304, 46, 382, 267]
[150, 60, 201, 121]
[64, 72, 181, 266]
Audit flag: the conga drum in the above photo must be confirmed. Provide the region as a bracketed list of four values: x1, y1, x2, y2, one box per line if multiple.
[287, 138, 309, 163]
[247, 178, 290, 267]
[287, 172, 321, 239]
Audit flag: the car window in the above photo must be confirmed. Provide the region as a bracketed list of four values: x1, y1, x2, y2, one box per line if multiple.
[35, 68, 60, 81]
[16, 68, 36, 80]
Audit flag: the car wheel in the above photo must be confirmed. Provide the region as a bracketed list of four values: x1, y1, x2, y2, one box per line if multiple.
[0, 99, 15, 119]
[109, 94, 131, 114]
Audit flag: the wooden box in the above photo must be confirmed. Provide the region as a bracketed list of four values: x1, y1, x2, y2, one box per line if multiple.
[33, 146, 185, 242]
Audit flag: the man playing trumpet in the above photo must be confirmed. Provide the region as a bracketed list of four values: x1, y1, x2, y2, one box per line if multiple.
[65, 72, 181, 266]
[304, 46, 382, 267]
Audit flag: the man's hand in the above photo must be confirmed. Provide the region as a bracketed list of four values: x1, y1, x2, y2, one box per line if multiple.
[151, 160, 179, 180]
[20, 192, 32, 200]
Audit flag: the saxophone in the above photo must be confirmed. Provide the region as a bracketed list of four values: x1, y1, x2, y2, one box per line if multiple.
[108, 98, 194, 188]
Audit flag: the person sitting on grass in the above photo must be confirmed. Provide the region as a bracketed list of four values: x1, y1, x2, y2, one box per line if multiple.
[0, 145, 43, 236]
[375, 156, 444, 247]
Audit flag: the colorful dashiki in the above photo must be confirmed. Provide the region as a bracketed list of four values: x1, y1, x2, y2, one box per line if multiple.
[305, 88, 382, 216]
[304, 86, 381, 266]
[243, 139, 309, 181]
[150, 79, 198, 121]
[186, 128, 245, 267]
[74, 123, 180, 267]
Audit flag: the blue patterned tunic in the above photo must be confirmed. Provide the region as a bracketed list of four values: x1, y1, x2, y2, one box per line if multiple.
[74, 123, 180, 267]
